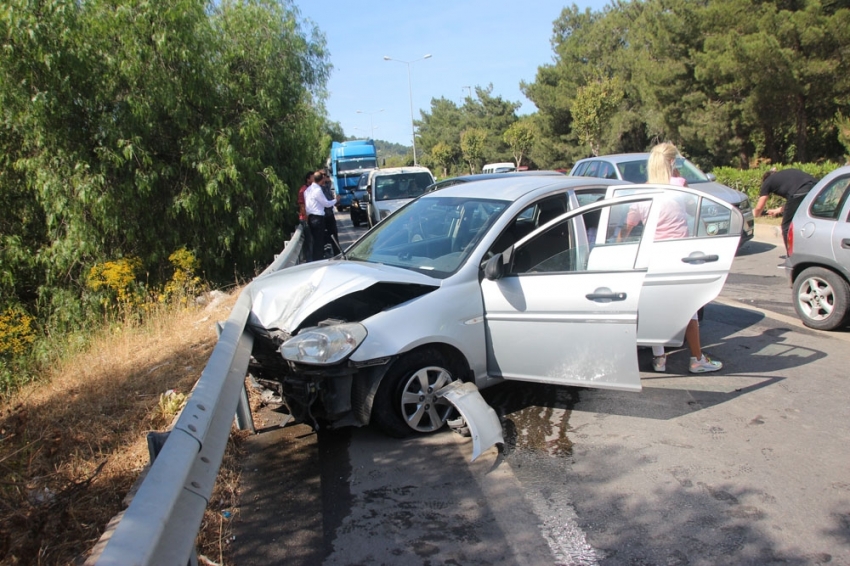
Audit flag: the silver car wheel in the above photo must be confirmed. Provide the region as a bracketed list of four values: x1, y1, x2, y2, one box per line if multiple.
[797, 276, 834, 321]
[793, 266, 850, 330]
[399, 365, 454, 433]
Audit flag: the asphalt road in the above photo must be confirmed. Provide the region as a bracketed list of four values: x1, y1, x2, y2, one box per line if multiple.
[232, 215, 850, 566]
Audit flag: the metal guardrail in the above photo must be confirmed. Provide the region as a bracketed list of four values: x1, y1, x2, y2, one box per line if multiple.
[91, 226, 303, 565]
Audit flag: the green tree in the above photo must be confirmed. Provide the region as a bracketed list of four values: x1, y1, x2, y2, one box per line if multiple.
[462, 85, 520, 162]
[460, 128, 487, 173]
[835, 112, 850, 162]
[431, 142, 456, 178]
[571, 78, 624, 157]
[416, 97, 465, 173]
[503, 120, 535, 168]
[0, 0, 330, 340]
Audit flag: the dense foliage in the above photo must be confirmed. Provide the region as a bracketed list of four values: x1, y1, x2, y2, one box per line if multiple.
[0, 0, 330, 390]
[415, 0, 850, 174]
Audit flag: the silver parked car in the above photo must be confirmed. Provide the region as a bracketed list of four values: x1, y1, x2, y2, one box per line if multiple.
[787, 165, 850, 330]
[570, 153, 755, 244]
[247, 176, 742, 458]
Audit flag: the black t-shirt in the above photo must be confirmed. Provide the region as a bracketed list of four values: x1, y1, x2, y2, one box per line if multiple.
[760, 169, 816, 200]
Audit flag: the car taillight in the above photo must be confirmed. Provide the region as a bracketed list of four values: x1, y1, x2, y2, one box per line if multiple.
[787, 222, 794, 256]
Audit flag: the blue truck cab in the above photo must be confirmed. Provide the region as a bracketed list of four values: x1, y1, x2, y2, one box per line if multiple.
[329, 140, 378, 211]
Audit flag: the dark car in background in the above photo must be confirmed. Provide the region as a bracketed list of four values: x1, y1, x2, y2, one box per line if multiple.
[349, 172, 370, 227]
[570, 153, 755, 244]
[786, 165, 850, 330]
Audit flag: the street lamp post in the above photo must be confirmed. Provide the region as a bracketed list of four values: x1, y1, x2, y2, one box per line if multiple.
[383, 54, 431, 166]
[356, 108, 384, 139]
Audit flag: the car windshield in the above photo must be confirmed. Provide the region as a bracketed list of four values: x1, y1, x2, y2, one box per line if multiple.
[374, 172, 433, 201]
[338, 158, 377, 172]
[346, 195, 511, 278]
[615, 157, 712, 185]
[672, 157, 711, 184]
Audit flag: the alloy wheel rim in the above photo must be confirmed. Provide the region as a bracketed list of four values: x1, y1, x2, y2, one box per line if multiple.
[399, 366, 454, 432]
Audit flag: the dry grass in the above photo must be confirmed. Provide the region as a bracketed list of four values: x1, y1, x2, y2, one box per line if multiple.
[0, 289, 246, 565]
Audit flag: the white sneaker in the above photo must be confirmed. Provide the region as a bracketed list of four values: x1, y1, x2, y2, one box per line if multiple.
[652, 355, 667, 372]
[689, 355, 722, 373]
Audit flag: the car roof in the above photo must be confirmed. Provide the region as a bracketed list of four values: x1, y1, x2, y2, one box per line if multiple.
[428, 170, 564, 188]
[575, 153, 650, 164]
[420, 174, 622, 202]
[370, 166, 432, 176]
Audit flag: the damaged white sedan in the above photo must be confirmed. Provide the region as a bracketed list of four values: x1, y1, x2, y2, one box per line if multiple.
[247, 177, 742, 458]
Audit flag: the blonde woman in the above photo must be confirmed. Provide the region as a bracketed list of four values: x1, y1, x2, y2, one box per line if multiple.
[646, 142, 722, 374]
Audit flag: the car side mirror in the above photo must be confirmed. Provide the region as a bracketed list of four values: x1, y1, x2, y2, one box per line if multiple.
[706, 173, 717, 181]
[484, 254, 505, 280]
[364, 191, 371, 203]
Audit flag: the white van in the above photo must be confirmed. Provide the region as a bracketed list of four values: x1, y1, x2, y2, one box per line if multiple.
[482, 162, 516, 174]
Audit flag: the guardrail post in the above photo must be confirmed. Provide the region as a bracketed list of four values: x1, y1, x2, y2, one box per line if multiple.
[235, 382, 255, 432]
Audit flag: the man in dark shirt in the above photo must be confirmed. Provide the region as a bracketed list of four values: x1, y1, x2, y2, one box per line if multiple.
[321, 173, 342, 257]
[754, 168, 816, 251]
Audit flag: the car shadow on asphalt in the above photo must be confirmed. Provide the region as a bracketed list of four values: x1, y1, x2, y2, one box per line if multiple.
[736, 239, 780, 257]
[483, 301, 826, 425]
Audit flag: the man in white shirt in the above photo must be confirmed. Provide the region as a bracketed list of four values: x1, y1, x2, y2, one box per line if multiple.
[305, 171, 340, 261]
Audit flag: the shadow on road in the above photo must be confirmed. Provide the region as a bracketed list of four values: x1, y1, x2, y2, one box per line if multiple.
[737, 239, 780, 257]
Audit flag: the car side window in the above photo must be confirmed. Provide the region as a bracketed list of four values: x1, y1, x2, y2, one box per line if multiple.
[511, 201, 646, 274]
[599, 162, 617, 179]
[487, 195, 569, 256]
[584, 161, 600, 178]
[809, 176, 850, 220]
[572, 162, 588, 176]
[610, 188, 731, 241]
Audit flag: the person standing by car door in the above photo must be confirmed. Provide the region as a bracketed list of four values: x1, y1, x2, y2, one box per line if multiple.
[754, 168, 817, 252]
[305, 172, 340, 262]
[645, 142, 723, 375]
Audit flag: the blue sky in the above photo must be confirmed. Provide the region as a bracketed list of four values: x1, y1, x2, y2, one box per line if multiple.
[296, 0, 611, 147]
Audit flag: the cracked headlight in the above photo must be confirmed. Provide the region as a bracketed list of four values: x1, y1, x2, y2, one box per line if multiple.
[280, 323, 367, 365]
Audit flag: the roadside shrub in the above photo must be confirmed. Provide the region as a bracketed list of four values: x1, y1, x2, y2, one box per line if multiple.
[712, 162, 843, 205]
[162, 248, 205, 306]
[87, 257, 144, 308]
[0, 305, 37, 393]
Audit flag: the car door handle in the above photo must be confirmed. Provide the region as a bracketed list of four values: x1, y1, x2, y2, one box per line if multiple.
[842, 239, 850, 249]
[586, 291, 627, 302]
[681, 252, 719, 264]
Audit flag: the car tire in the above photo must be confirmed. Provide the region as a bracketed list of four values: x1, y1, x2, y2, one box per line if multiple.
[351, 215, 360, 228]
[792, 266, 850, 330]
[371, 348, 457, 438]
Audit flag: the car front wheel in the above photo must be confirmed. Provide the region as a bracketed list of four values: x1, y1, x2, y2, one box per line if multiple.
[793, 266, 850, 330]
[371, 348, 457, 438]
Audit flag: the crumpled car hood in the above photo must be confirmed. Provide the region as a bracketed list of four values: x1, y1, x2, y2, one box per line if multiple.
[248, 260, 439, 333]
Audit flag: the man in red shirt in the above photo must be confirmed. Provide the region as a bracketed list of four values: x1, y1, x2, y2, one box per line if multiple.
[297, 171, 313, 262]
